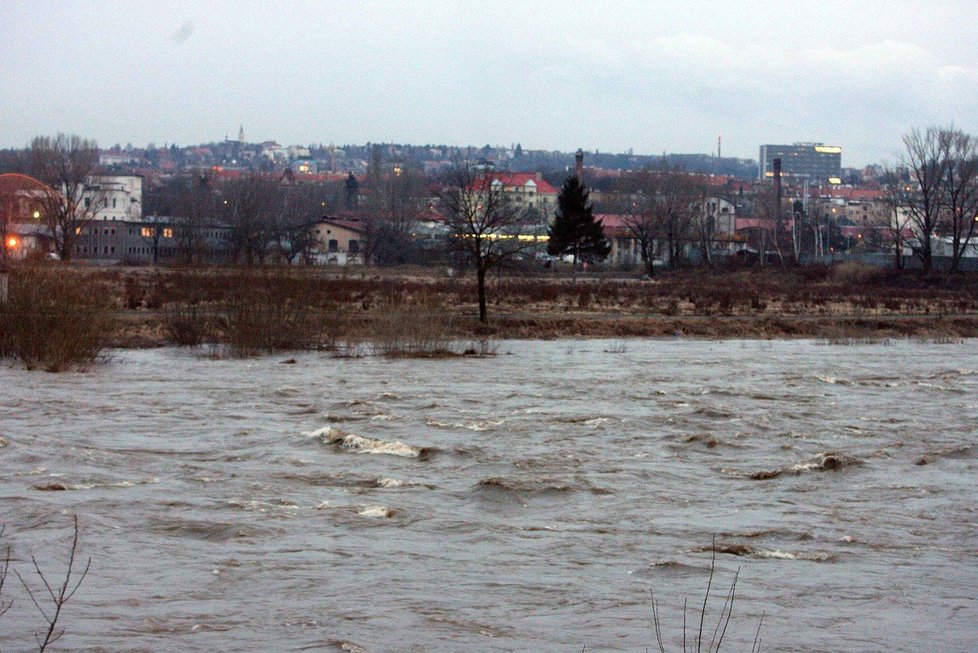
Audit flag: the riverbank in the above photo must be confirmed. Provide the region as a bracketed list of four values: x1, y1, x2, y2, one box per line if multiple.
[104, 263, 978, 346]
[4, 263, 978, 351]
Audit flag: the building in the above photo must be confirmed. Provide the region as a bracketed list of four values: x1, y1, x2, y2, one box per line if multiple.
[759, 143, 842, 184]
[81, 175, 143, 221]
[467, 170, 559, 223]
[309, 218, 364, 265]
[74, 216, 232, 264]
[595, 214, 642, 268]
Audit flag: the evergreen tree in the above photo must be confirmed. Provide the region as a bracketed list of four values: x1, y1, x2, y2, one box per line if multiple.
[547, 176, 610, 276]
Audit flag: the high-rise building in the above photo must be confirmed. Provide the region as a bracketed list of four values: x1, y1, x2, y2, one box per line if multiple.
[759, 143, 842, 184]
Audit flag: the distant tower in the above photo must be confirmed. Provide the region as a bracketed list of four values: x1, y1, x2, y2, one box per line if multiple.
[575, 148, 584, 181]
[717, 135, 722, 159]
[344, 173, 360, 211]
[238, 125, 245, 143]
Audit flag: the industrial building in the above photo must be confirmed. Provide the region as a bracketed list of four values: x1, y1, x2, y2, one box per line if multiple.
[759, 143, 842, 184]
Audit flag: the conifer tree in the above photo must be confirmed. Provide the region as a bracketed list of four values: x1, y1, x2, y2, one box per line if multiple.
[547, 176, 610, 277]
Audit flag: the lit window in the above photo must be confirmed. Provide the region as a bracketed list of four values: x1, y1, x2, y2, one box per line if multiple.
[163, 228, 173, 238]
[141, 227, 153, 237]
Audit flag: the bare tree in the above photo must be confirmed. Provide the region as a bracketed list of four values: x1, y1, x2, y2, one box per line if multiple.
[691, 193, 734, 270]
[879, 166, 914, 269]
[439, 164, 532, 323]
[616, 192, 659, 277]
[749, 183, 793, 267]
[941, 129, 978, 273]
[270, 183, 321, 265]
[220, 174, 281, 265]
[360, 164, 428, 266]
[902, 126, 951, 272]
[653, 172, 700, 271]
[29, 134, 103, 261]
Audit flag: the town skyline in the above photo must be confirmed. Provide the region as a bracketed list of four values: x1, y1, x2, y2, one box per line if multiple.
[3, 1, 977, 167]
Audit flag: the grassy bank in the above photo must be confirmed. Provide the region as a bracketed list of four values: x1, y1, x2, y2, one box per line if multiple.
[3, 263, 978, 358]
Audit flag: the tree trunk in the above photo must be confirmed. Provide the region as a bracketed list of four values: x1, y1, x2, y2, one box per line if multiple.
[641, 244, 654, 277]
[920, 237, 933, 272]
[477, 265, 487, 323]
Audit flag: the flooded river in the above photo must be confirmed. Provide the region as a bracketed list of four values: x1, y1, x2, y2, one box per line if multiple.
[1, 339, 976, 652]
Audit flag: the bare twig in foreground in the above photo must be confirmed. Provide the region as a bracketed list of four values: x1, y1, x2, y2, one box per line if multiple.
[14, 515, 91, 652]
[648, 536, 763, 652]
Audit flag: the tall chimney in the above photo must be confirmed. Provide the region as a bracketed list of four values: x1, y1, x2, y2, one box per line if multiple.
[575, 148, 584, 181]
[717, 135, 721, 159]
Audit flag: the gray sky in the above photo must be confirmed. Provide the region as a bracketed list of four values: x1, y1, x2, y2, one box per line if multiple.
[2, 1, 976, 167]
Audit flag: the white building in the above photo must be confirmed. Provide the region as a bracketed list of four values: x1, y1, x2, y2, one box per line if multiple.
[81, 175, 143, 221]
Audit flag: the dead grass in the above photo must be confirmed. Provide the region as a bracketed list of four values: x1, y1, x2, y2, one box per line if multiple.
[0, 265, 117, 371]
[39, 265, 978, 347]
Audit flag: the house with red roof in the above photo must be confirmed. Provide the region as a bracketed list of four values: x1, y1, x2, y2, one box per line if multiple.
[467, 170, 558, 221]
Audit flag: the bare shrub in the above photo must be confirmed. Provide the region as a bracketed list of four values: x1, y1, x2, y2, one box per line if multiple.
[0, 266, 117, 371]
[220, 271, 334, 356]
[370, 296, 458, 357]
[163, 301, 211, 347]
[831, 261, 885, 286]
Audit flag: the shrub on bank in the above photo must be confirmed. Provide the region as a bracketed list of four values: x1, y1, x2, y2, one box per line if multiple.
[220, 271, 335, 356]
[0, 265, 117, 371]
[369, 295, 458, 357]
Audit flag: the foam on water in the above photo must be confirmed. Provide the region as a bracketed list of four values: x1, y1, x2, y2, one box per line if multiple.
[304, 426, 424, 458]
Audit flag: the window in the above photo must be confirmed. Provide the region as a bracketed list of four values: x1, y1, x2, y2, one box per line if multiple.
[141, 227, 153, 237]
[112, 198, 117, 208]
[328, 239, 338, 252]
[84, 198, 91, 208]
[349, 239, 359, 254]
[163, 228, 174, 238]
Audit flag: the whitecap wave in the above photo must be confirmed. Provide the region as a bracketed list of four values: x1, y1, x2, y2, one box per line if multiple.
[305, 426, 424, 458]
[358, 505, 393, 518]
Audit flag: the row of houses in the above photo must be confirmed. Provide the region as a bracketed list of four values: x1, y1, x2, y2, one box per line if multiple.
[3, 170, 974, 269]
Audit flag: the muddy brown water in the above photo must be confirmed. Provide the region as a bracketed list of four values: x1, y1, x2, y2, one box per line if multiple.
[1, 339, 975, 652]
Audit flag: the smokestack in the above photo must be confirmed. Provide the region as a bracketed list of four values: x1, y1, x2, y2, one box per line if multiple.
[717, 135, 721, 159]
[575, 148, 584, 181]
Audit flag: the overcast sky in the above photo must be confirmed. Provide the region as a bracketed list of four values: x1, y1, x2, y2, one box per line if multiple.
[2, 1, 976, 167]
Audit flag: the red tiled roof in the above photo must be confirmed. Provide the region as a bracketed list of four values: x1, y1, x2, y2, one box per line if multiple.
[468, 172, 558, 195]
[594, 213, 630, 229]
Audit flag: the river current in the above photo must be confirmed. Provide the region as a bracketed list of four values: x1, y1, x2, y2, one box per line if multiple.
[1, 339, 975, 652]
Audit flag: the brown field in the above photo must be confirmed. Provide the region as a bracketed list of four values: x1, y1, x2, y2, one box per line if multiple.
[46, 262, 978, 348]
